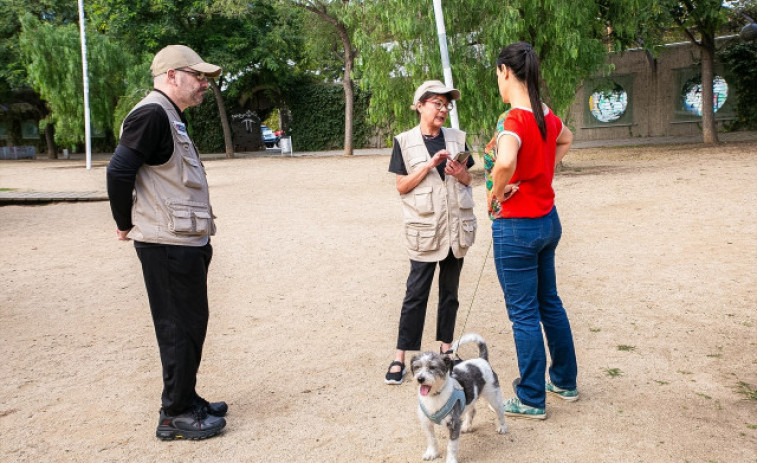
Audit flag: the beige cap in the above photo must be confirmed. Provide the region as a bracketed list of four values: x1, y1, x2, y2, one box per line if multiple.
[150, 45, 222, 78]
[411, 80, 460, 110]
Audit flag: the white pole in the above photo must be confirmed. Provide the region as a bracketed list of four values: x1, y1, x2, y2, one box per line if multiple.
[432, 0, 459, 129]
[77, 0, 92, 170]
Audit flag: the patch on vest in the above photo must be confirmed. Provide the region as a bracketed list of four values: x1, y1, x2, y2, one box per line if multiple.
[172, 121, 188, 136]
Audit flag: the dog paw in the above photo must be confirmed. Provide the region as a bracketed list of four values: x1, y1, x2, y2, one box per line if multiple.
[461, 423, 473, 433]
[496, 424, 508, 434]
[422, 449, 440, 460]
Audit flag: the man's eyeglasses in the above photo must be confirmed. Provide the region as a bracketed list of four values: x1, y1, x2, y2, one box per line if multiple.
[425, 99, 454, 111]
[174, 69, 208, 82]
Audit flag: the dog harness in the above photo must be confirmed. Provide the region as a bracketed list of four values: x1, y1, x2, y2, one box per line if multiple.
[420, 388, 466, 425]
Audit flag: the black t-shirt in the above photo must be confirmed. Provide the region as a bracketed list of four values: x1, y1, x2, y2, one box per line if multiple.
[107, 90, 187, 231]
[388, 131, 474, 180]
[120, 89, 187, 165]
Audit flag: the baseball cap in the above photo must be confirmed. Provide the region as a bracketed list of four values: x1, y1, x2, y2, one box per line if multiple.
[411, 80, 461, 110]
[150, 45, 222, 78]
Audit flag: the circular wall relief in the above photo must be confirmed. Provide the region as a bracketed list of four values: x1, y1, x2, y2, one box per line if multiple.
[589, 85, 628, 123]
[682, 75, 728, 116]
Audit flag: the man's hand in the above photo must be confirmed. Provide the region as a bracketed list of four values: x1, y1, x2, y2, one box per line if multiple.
[116, 229, 132, 241]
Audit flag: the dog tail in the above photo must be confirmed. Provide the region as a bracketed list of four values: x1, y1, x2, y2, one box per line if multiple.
[451, 333, 489, 362]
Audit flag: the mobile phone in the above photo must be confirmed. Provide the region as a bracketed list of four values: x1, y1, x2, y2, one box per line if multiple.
[453, 150, 470, 163]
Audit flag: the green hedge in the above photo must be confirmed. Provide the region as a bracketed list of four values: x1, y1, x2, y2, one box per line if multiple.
[284, 82, 371, 151]
[161, 80, 373, 154]
[720, 41, 757, 131]
[185, 96, 227, 154]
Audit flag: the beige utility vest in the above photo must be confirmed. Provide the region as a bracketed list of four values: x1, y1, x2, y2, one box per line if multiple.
[125, 91, 216, 246]
[396, 126, 477, 262]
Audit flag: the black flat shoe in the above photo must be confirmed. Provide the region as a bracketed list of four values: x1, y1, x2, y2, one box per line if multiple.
[384, 361, 406, 385]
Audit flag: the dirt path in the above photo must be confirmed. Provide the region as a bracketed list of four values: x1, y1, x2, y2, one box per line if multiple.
[0, 142, 755, 462]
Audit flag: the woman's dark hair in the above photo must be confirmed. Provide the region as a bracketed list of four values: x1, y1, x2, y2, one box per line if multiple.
[496, 42, 546, 140]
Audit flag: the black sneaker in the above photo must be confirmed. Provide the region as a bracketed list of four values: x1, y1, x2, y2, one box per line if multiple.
[194, 395, 229, 417]
[156, 406, 226, 440]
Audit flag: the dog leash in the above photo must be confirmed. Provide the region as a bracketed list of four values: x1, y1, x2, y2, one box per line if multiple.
[452, 237, 493, 359]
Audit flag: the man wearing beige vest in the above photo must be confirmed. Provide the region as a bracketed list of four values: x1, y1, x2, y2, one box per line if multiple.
[106, 45, 226, 440]
[385, 80, 477, 385]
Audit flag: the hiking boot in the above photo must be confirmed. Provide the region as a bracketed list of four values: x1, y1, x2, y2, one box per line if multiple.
[194, 395, 229, 417]
[546, 381, 579, 402]
[502, 397, 546, 420]
[156, 406, 226, 440]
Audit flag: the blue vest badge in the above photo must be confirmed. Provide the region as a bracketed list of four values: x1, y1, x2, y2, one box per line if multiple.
[173, 121, 188, 136]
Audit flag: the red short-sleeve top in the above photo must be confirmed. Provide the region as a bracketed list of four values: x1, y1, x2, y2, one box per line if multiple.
[483, 105, 564, 219]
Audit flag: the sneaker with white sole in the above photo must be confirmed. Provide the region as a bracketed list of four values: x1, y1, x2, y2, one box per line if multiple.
[546, 381, 579, 402]
[502, 397, 546, 420]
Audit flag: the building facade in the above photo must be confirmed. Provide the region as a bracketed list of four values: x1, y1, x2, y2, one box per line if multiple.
[568, 38, 739, 142]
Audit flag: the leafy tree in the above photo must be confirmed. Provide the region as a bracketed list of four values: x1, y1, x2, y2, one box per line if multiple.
[90, 0, 304, 156]
[285, 0, 360, 156]
[18, 14, 133, 149]
[664, 0, 728, 143]
[354, 0, 611, 145]
[0, 0, 79, 157]
[643, 0, 754, 144]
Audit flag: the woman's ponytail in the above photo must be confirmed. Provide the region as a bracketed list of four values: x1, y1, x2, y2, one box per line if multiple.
[496, 42, 547, 140]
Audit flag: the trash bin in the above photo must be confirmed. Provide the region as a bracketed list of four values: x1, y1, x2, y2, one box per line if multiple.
[280, 136, 293, 156]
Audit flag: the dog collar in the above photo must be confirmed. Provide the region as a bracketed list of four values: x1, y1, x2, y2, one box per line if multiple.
[420, 388, 466, 425]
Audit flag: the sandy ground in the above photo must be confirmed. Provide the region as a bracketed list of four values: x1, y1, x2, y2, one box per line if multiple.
[0, 141, 755, 463]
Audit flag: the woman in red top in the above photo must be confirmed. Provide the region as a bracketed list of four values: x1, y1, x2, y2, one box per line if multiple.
[484, 42, 577, 419]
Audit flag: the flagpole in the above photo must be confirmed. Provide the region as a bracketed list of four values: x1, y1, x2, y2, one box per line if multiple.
[432, 0, 459, 129]
[77, 0, 92, 170]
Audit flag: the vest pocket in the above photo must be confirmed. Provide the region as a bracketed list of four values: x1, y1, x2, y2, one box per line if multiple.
[459, 218, 477, 248]
[405, 222, 439, 252]
[457, 184, 475, 209]
[409, 156, 427, 171]
[181, 154, 205, 189]
[412, 186, 434, 215]
[167, 201, 211, 235]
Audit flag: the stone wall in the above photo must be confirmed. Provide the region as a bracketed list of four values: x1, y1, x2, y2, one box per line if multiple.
[567, 38, 739, 141]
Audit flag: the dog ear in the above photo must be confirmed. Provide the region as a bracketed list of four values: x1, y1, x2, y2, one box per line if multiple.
[443, 355, 454, 373]
[409, 354, 420, 375]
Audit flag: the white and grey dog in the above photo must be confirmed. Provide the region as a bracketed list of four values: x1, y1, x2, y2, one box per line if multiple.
[410, 333, 507, 463]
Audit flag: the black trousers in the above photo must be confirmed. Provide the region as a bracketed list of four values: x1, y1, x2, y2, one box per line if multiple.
[396, 248, 464, 351]
[135, 241, 212, 416]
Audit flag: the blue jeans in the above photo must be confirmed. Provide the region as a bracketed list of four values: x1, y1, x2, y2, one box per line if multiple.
[492, 207, 577, 409]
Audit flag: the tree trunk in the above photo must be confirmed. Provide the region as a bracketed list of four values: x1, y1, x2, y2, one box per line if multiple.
[699, 40, 718, 144]
[44, 122, 56, 159]
[302, 2, 356, 156]
[209, 79, 235, 158]
[337, 22, 355, 156]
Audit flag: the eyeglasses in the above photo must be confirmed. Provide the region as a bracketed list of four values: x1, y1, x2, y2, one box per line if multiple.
[174, 69, 208, 82]
[425, 99, 454, 111]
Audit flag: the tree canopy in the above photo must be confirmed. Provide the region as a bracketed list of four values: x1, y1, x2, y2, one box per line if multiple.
[2, 0, 755, 154]
[18, 13, 132, 147]
[353, 0, 616, 143]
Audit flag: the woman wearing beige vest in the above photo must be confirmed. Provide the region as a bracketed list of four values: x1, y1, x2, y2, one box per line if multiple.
[385, 80, 477, 385]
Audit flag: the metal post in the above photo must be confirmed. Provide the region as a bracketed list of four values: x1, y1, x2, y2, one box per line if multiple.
[77, 0, 92, 170]
[432, 0, 459, 129]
